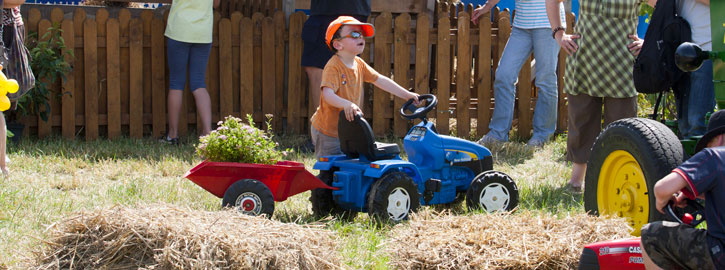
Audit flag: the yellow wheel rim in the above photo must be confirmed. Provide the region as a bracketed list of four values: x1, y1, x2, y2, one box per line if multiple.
[597, 150, 650, 236]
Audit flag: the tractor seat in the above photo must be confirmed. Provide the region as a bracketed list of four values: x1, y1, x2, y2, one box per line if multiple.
[338, 111, 400, 161]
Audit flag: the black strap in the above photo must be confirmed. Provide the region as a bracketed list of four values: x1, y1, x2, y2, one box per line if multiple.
[651, 91, 664, 121]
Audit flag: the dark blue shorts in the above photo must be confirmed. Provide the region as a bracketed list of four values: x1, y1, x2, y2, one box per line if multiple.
[301, 14, 368, 69]
[166, 37, 212, 91]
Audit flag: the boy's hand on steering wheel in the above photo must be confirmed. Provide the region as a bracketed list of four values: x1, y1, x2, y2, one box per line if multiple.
[343, 102, 362, 122]
[410, 93, 421, 106]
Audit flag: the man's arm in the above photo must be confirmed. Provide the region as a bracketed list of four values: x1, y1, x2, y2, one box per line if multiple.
[372, 76, 418, 102]
[653, 172, 689, 213]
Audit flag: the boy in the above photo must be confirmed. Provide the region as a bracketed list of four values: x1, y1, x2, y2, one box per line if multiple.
[640, 110, 725, 270]
[310, 16, 419, 158]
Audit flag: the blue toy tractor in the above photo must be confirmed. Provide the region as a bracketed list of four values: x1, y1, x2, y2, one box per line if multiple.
[310, 94, 519, 222]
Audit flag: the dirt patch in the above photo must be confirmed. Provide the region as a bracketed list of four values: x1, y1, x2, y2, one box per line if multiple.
[386, 211, 632, 270]
[32, 204, 341, 270]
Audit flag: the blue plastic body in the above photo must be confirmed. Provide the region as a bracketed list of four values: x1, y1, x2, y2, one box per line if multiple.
[312, 120, 493, 212]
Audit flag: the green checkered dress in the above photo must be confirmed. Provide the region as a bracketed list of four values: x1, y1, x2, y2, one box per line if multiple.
[565, 0, 644, 98]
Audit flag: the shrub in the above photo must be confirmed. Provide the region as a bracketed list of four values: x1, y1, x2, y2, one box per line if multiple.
[196, 115, 290, 164]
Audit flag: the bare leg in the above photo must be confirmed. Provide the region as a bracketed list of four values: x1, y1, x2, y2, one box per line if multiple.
[641, 239, 663, 270]
[193, 88, 212, 136]
[166, 89, 183, 138]
[305, 66, 323, 115]
[569, 162, 586, 187]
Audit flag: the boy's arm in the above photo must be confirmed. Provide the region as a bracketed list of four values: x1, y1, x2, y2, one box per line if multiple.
[321, 87, 362, 122]
[373, 76, 419, 103]
[653, 172, 689, 214]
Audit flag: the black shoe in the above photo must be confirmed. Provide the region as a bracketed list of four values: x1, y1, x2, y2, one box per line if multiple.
[159, 135, 179, 145]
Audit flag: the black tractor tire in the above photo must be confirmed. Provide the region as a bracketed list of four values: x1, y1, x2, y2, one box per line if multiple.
[309, 170, 357, 221]
[466, 171, 519, 212]
[367, 172, 421, 223]
[585, 118, 683, 234]
[222, 179, 275, 218]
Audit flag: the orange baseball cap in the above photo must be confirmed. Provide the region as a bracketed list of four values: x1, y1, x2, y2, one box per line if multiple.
[325, 16, 375, 49]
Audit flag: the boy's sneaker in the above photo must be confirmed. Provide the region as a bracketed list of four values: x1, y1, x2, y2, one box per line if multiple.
[159, 135, 179, 145]
[477, 134, 501, 145]
[526, 138, 546, 148]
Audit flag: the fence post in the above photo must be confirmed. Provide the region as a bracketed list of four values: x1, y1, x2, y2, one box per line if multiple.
[219, 18, 234, 120]
[456, 12, 471, 138]
[393, 13, 411, 137]
[476, 9, 492, 137]
[286, 11, 304, 134]
[129, 18, 143, 138]
[436, 17, 450, 135]
[37, 19, 52, 138]
[107, 18, 121, 139]
[61, 19, 76, 139]
[240, 17, 254, 121]
[373, 12, 392, 136]
[84, 18, 99, 140]
[151, 17, 165, 138]
[274, 11, 285, 131]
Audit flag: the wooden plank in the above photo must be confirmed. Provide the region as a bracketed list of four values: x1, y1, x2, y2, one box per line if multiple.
[517, 56, 533, 139]
[151, 18, 165, 137]
[456, 12, 471, 138]
[372, 12, 392, 136]
[142, 10, 152, 134]
[476, 9, 492, 137]
[61, 19, 75, 139]
[251, 13, 263, 124]
[231, 12, 242, 117]
[495, 10, 510, 74]
[286, 11, 304, 134]
[74, 9, 86, 123]
[119, 9, 131, 132]
[436, 17, 450, 135]
[107, 18, 121, 139]
[294, 0, 432, 14]
[27, 8, 40, 33]
[393, 13, 411, 137]
[261, 17, 276, 129]
[219, 18, 233, 120]
[97, 9, 109, 119]
[414, 13, 430, 127]
[274, 11, 284, 131]
[240, 17, 254, 120]
[37, 20, 52, 138]
[84, 18, 99, 140]
[129, 18, 143, 138]
[206, 12, 221, 129]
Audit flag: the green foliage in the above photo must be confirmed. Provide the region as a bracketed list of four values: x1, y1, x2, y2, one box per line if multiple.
[639, 2, 655, 23]
[196, 115, 292, 164]
[20, 24, 73, 122]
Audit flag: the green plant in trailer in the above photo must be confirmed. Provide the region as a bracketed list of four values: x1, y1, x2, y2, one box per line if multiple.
[197, 114, 293, 164]
[19, 24, 73, 122]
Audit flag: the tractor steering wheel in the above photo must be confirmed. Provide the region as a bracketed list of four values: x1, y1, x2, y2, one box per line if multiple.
[665, 198, 705, 227]
[400, 94, 437, 121]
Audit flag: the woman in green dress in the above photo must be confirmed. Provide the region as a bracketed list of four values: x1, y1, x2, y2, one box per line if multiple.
[545, 0, 654, 191]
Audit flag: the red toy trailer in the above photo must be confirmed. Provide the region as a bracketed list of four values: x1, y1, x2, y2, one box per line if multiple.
[184, 160, 336, 217]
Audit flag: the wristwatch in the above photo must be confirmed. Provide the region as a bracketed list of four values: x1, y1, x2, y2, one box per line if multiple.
[551, 26, 565, 39]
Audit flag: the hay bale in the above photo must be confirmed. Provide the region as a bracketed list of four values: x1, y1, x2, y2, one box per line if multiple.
[33, 204, 340, 270]
[387, 211, 632, 270]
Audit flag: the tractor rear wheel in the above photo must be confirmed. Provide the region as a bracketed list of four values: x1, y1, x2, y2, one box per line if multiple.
[367, 172, 421, 223]
[310, 170, 357, 221]
[585, 118, 683, 235]
[222, 179, 275, 218]
[466, 171, 518, 212]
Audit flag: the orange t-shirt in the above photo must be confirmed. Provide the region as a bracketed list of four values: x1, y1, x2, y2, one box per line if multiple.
[311, 55, 380, 138]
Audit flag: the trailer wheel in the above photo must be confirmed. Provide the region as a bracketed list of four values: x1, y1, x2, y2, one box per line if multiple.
[368, 172, 421, 222]
[466, 171, 518, 212]
[310, 170, 357, 221]
[222, 179, 275, 218]
[585, 118, 683, 235]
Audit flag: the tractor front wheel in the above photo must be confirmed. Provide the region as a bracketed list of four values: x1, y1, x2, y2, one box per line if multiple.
[585, 118, 683, 235]
[367, 172, 421, 223]
[466, 171, 518, 212]
[222, 179, 275, 218]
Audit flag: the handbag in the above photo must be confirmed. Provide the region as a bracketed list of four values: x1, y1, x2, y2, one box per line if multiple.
[0, 3, 35, 101]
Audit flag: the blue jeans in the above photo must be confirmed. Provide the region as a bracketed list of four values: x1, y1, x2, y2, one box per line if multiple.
[677, 60, 715, 139]
[486, 27, 560, 142]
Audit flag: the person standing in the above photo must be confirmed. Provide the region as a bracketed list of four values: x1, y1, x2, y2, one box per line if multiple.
[301, 0, 371, 116]
[161, 0, 220, 144]
[546, 0, 648, 191]
[473, 0, 566, 147]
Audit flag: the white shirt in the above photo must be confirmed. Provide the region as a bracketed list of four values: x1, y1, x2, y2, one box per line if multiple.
[678, 0, 711, 50]
[513, 0, 566, 29]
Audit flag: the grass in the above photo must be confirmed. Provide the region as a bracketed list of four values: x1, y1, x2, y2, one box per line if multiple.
[0, 131, 583, 269]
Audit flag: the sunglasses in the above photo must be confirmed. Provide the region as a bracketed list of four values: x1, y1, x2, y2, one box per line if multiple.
[337, 31, 364, 40]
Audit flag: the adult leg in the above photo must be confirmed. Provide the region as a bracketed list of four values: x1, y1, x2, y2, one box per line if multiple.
[566, 93, 603, 187]
[680, 60, 715, 138]
[305, 67, 323, 115]
[485, 27, 534, 142]
[602, 96, 637, 127]
[188, 42, 213, 136]
[165, 38, 191, 139]
[0, 111, 6, 175]
[529, 28, 561, 144]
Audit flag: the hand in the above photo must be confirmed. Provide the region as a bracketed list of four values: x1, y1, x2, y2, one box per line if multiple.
[627, 34, 644, 56]
[655, 193, 676, 214]
[410, 93, 421, 106]
[471, 5, 492, 25]
[343, 102, 362, 122]
[556, 33, 580, 56]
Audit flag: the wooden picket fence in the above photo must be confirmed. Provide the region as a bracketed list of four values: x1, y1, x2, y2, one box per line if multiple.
[20, 4, 575, 140]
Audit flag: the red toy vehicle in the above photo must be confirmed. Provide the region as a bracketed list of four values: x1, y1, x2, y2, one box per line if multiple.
[184, 160, 336, 217]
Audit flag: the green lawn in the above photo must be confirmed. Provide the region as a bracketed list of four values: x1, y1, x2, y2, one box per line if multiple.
[0, 133, 583, 269]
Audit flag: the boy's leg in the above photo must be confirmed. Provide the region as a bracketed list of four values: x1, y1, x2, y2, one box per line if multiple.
[188, 42, 213, 136]
[165, 38, 191, 139]
[487, 27, 534, 141]
[678, 60, 715, 138]
[529, 28, 560, 143]
[311, 126, 342, 159]
[641, 221, 715, 270]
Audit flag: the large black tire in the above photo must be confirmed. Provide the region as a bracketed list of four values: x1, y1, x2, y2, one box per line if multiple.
[367, 172, 421, 222]
[222, 179, 275, 218]
[466, 171, 519, 212]
[585, 118, 683, 235]
[309, 170, 357, 221]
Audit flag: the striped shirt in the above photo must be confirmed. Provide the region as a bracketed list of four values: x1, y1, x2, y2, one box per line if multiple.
[513, 0, 566, 29]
